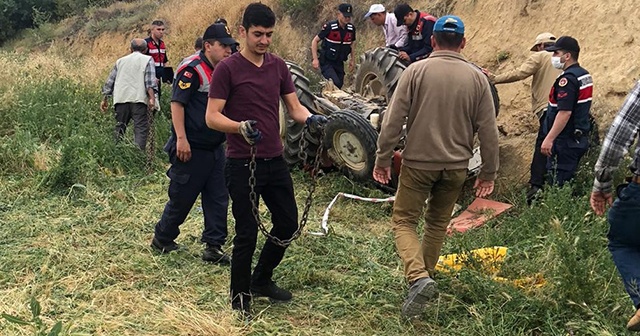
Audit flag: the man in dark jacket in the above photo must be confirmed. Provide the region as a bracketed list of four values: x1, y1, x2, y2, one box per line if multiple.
[393, 3, 436, 63]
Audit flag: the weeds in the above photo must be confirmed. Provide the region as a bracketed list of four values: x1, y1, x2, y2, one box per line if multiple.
[1, 297, 63, 336]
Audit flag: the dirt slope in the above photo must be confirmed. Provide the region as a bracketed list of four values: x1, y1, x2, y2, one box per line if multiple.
[80, 0, 640, 190]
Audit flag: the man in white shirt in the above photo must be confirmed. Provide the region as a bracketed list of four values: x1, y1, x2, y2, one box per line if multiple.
[364, 4, 407, 49]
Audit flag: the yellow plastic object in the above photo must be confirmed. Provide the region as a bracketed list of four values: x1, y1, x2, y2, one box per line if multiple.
[436, 246, 545, 289]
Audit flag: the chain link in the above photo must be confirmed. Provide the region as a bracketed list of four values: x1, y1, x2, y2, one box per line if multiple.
[249, 124, 325, 247]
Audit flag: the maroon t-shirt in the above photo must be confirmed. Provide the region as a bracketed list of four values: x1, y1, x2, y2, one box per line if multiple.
[209, 52, 296, 159]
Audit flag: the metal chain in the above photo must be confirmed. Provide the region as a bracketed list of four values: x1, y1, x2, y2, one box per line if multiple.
[249, 125, 325, 247]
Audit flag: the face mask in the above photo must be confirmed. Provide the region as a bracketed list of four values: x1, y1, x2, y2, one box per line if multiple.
[551, 55, 565, 69]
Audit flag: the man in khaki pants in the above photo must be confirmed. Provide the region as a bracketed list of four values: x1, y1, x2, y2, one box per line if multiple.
[373, 15, 499, 318]
[485, 33, 560, 204]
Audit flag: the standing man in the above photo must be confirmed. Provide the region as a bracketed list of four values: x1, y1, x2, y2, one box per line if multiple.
[540, 36, 593, 186]
[485, 33, 560, 203]
[311, 3, 357, 89]
[151, 23, 237, 265]
[373, 16, 499, 318]
[590, 80, 640, 332]
[145, 20, 169, 98]
[393, 3, 436, 63]
[206, 3, 328, 316]
[100, 38, 157, 150]
[364, 4, 407, 49]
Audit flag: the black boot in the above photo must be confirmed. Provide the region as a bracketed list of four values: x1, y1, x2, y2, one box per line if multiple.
[202, 244, 231, 265]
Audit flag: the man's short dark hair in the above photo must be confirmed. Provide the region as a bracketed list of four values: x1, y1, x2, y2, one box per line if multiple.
[194, 36, 203, 50]
[151, 20, 164, 26]
[433, 32, 464, 49]
[242, 3, 276, 30]
[564, 50, 580, 61]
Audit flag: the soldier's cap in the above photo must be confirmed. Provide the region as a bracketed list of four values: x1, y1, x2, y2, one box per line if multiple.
[393, 4, 413, 26]
[338, 3, 353, 17]
[530, 32, 556, 51]
[545, 36, 580, 53]
[433, 15, 465, 35]
[364, 4, 385, 19]
[202, 23, 237, 46]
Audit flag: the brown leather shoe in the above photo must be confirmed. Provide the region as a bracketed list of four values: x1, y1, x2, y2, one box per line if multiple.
[628, 309, 640, 332]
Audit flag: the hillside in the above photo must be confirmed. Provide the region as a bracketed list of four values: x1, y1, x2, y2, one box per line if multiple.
[24, 0, 637, 187]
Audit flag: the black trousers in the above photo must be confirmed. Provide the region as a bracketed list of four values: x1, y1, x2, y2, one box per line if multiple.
[320, 61, 345, 89]
[529, 109, 548, 187]
[154, 145, 228, 246]
[224, 156, 298, 309]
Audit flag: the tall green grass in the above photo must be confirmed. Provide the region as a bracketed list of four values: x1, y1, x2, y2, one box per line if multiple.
[0, 78, 172, 191]
[0, 73, 636, 335]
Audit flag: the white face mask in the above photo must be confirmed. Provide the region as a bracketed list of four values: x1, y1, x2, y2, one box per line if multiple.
[551, 56, 565, 69]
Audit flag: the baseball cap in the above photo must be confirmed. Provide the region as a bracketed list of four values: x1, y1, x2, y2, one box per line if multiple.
[433, 15, 465, 35]
[393, 4, 413, 26]
[338, 3, 353, 17]
[530, 32, 556, 51]
[364, 4, 385, 18]
[545, 36, 580, 53]
[202, 23, 237, 46]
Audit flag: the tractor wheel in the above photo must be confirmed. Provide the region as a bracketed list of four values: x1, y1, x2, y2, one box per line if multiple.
[354, 47, 406, 102]
[282, 61, 321, 166]
[324, 110, 379, 181]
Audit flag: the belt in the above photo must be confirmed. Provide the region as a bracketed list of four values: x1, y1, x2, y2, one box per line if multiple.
[227, 156, 283, 164]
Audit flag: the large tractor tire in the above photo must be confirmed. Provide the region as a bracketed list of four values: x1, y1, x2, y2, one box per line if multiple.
[355, 47, 501, 116]
[282, 61, 321, 166]
[354, 48, 406, 102]
[324, 110, 379, 181]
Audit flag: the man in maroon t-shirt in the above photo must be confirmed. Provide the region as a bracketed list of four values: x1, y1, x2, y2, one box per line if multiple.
[206, 2, 327, 317]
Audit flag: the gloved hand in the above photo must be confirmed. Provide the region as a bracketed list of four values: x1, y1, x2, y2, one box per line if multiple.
[238, 120, 262, 145]
[305, 114, 328, 133]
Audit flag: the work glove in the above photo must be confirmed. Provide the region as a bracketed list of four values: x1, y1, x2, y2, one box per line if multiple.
[238, 120, 262, 145]
[305, 114, 328, 133]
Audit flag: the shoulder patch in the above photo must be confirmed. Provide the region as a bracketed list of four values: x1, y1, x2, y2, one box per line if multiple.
[183, 71, 192, 79]
[559, 78, 568, 87]
[557, 90, 568, 99]
[178, 80, 191, 90]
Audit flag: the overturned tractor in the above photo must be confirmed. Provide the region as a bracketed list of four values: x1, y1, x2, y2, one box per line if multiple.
[281, 48, 500, 191]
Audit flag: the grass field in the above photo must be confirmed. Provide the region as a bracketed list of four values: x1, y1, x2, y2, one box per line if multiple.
[0, 50, 637, 335]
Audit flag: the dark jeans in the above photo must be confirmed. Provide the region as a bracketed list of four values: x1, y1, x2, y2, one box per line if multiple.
[154, 145, 228, 246]
[529, 109, 548, 187]
[114, 102, 149, 150]
[320, 61, 345, 89]
[608, 182, 640, 309]
[546, 136, 589, 186]
[224, 156, 298, 309]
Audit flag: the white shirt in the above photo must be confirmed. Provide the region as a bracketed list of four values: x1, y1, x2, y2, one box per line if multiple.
[383, 12, 407, 48]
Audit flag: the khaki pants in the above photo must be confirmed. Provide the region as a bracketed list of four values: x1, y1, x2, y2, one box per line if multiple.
[392, 165, 467, 283]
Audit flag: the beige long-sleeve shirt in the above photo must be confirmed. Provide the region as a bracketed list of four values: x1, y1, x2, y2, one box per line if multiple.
[375, 50, 500, 181]
[492, 51, 560, 116]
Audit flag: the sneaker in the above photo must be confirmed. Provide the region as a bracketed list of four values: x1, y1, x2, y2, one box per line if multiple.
[628, 309, 640, 331]
[526, 185, 542, 205]
[250, 280, 292, 302]
[401, 277, 438, 318]
[202, 244, 231, 265]
[150, 236, 180, 254]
